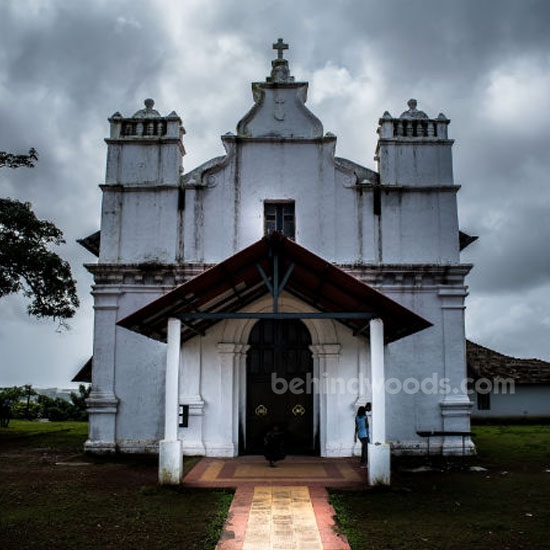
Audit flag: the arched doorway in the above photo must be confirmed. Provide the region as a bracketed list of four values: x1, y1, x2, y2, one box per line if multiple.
[244, 319, 317, 455]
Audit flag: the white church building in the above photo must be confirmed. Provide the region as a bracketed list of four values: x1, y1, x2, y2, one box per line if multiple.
[80, 41, 474, 484]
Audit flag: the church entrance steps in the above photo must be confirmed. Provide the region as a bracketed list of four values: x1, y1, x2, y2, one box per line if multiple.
[183, 456, 361, 549]
[182, 455, 368, 488]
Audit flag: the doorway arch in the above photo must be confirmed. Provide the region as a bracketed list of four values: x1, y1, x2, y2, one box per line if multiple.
[219, 293, 340, 457]
[245, 318, 316, 454]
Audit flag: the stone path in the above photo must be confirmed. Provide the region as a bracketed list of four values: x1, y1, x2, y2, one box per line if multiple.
[183, 456, 364, 549]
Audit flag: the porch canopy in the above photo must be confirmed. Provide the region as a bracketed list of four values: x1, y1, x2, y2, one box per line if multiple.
[117, 232, 431, 343]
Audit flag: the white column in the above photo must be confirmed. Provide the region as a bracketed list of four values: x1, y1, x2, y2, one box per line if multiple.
[370, 318, 385, 443]
[438, 288, 473, 454]
[216, 343, 248, 457]
[180, 338, 205, 455]
[310, 344, 340, 457]
[159, 317, 183, 484]
[85, 287, 120, 454]
[368, 317, 391, 485]
[355, 343, 370, 407]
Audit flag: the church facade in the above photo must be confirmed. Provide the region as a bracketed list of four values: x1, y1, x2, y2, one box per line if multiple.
[81, 41, 474, 484]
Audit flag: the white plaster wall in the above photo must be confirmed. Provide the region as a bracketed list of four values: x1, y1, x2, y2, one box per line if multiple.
[185, 140, 360, 264]
[356, 190, 377, 263]
[378, 142, 454, 187]
[106, 143, 181, 186]
[239, 85, 323, 140]
[98, 189, 122, 263]
[380, 286, 469, 446]
[472, 385, 550, 418]
[182, 146, 459, 267]
[112, 289, 168, 451]
[99, 188, 179, 263]
[193, 323, 233, 455]
[384, 333, 446, 443]
[114, 330, 166, 451]
[118, 189, 179, 263]
[322, 323, 363, 456]
[380, 190, 460, 264]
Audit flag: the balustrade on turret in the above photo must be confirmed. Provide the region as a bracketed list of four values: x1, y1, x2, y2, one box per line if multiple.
[377, 99, 449, 141]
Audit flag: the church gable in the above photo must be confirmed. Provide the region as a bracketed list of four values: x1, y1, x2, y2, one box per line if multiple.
[237, 39, 323, 140]
[237, 82, 323, 140]
[178, 42, 377, 263]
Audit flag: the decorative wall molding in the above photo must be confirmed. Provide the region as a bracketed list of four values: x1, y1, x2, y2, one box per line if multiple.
[86, 262, 472, 290]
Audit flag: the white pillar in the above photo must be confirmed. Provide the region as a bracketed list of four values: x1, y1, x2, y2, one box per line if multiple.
[216, 343, 248, 456]
[85, 287, 120, 454]
[368, 317, 391, 485]
[310, 344, 340, 457]
[159, 317, 183, 485]
[370, 318, 385, 443]
[438, 288, 473, 455]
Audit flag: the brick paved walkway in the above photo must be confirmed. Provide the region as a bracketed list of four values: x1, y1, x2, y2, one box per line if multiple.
[183, 456, 365, 549]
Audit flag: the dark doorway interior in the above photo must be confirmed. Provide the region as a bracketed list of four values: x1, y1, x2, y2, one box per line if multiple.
[244, 319, 317, 455]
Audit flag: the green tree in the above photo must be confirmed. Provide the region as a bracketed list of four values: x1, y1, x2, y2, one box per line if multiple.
[0, 148, 38, 169]
[0, 385, 26, 402]
[38, 394, 73, 421]
[69, 384, 91, 420]
[23, 383, 35, 419]
[0, 149, 79, 320]
[35, 385, 90, 421]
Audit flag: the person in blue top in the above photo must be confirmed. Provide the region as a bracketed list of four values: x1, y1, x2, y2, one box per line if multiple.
[354, 406, 370, 468]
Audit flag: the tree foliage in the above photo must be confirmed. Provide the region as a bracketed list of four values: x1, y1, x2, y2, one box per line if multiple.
[37, 384, 91, 421]
[0, 148, 38, 169]
[0, 149, 79, 320]
[0, 384, 91, 421]
[0, 198, 79, 318]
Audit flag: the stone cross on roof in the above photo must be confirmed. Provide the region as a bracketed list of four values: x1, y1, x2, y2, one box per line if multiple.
[273, 38, 288, 60]
[266, 39, 294, 84]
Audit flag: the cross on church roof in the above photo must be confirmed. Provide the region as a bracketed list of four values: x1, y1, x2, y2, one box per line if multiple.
[273, 38, 288, 60]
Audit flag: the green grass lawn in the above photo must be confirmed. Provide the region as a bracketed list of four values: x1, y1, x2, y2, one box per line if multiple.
[0, 421, 233, 549]
[330, 424, 550, 549]
[2, 422, 549, 549]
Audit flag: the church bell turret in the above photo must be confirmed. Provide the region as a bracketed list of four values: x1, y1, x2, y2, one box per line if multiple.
[100, 99, 185, 263]
[375, 99, 454, 187]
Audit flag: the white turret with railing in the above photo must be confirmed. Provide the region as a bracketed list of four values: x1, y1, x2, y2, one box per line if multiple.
[101, 99, 185, 263]
[376, 99, 454, 187]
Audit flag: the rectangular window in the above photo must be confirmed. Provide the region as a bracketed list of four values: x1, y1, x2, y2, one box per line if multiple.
[477, 391, 491, 410]
[264, 201, 295, 239]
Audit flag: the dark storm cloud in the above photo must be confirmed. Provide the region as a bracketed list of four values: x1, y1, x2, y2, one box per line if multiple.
[1, 3, 166, 104]
[0, 1, 173, 386]
[0, 2, 171, 230]
[191, 0, 550, 80]
[464, 202, 550, 293]
[0, 0, 548, 387]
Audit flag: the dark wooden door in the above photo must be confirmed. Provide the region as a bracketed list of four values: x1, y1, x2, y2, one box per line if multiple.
[245, 319, 316, 455]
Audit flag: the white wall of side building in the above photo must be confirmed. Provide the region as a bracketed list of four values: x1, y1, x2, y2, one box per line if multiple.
[472, 385, 550, 419]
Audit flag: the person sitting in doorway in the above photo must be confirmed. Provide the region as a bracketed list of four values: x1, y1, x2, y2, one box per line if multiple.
[264, 425, 286, 467]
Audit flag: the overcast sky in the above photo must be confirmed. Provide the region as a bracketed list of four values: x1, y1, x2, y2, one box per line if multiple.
[0, 0, 549, 388]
